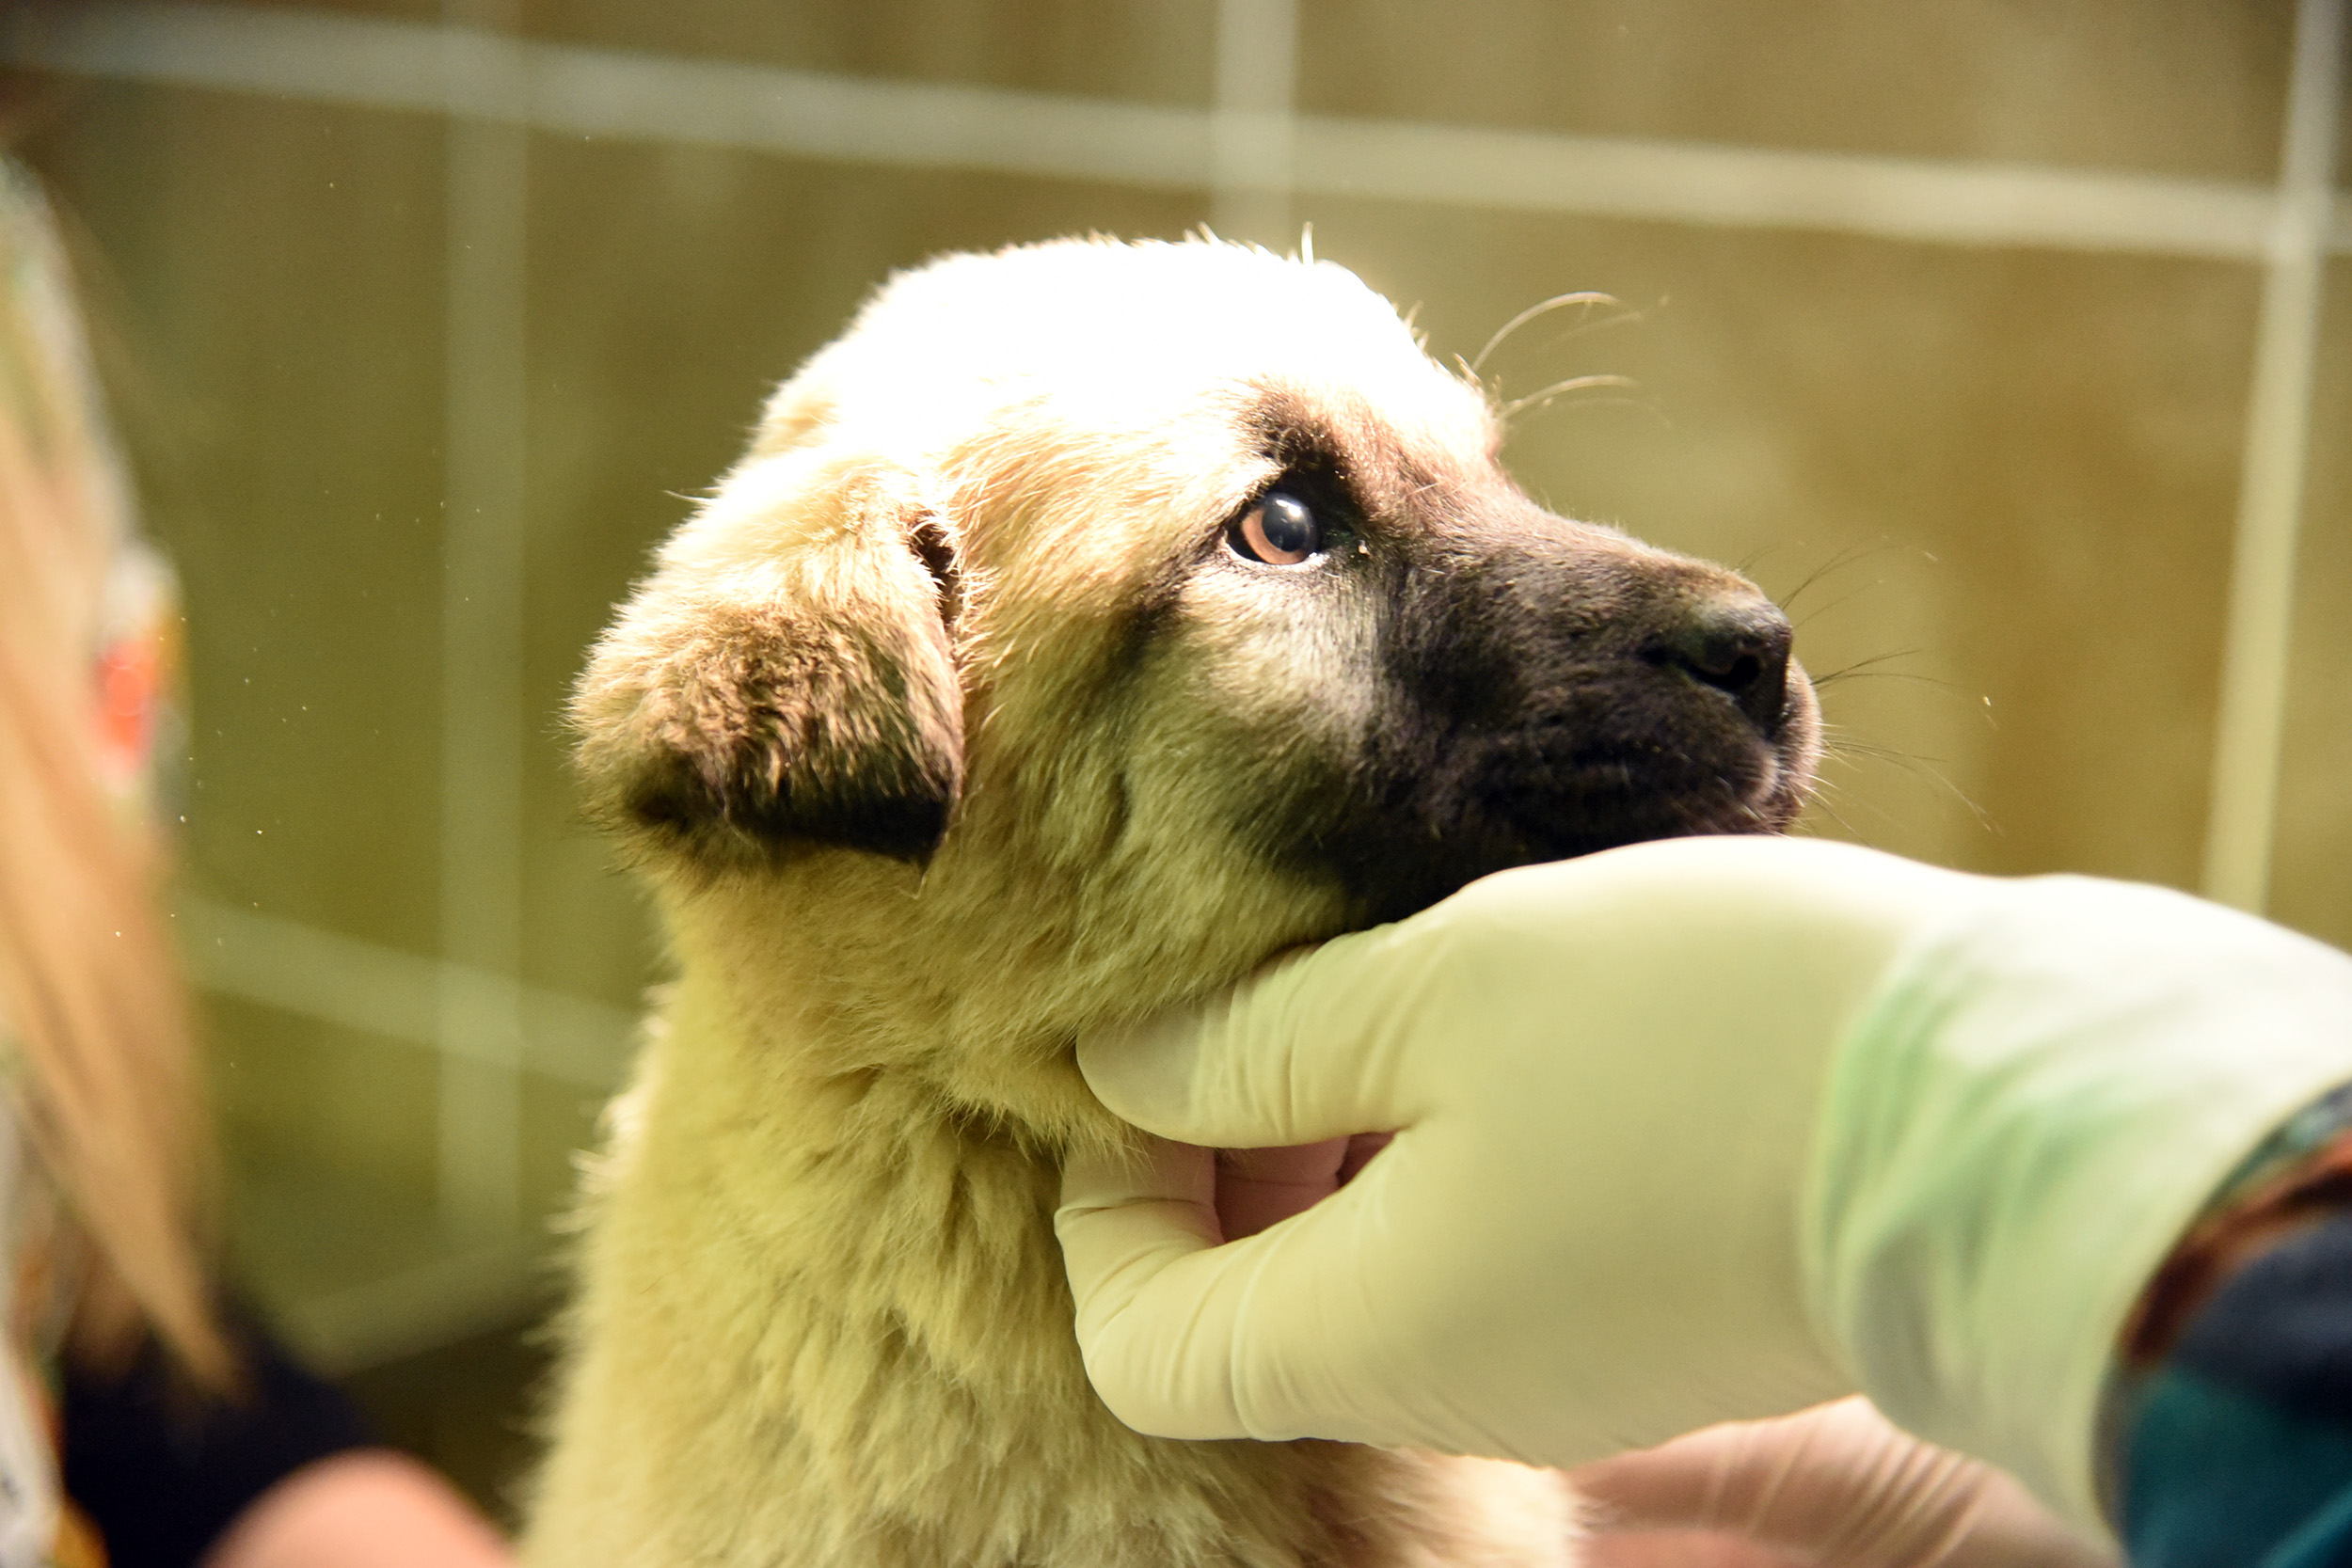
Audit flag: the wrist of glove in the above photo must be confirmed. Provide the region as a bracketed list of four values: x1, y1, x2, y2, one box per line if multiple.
[1813, 873, 2352, 1533]
[1056, 835, 2352, 1542]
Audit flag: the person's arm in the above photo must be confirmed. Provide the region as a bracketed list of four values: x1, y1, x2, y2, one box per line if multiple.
[64, 1309, 511, 1567]
[201, 1450, 509, 1568]
[1056, 835, 2352, 1544]
[1565, 1119, 2352, 1568]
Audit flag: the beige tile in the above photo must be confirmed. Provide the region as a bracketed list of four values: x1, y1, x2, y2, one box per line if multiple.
[208, 997, 440, 1296]
[24, 81, 448, 958]
[522, 1068, 609, 1226]
[1299, 0, 2292, 180]
[514, 0, 1217, 105]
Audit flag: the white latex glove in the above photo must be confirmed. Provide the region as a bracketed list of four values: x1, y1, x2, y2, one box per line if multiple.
[1057, 834, 2352, 1541]
[1059, 838, 1963, 1456]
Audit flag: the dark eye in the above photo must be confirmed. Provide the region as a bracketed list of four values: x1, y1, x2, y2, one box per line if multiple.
[1230, 491, 1321, 566]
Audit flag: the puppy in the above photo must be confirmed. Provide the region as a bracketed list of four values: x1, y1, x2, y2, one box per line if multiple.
[529, 237, 1818, 1568]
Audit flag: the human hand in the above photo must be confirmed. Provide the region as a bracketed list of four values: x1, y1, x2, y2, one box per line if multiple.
[1056, 835, 1965, 1467]
[1210, 1149, 2110, 1568]
[1061, 832, 2352, 1540]
[201, 1450, 512, 1568]
[1204, 1141, 2110, 1568]
[1572, 1398, 2113, 1568]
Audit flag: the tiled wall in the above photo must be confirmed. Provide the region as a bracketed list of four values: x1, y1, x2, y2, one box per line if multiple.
[5, 0, 2345, 1368]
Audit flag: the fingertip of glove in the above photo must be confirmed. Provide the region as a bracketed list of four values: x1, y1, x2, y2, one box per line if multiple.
[1057, 1134, 1214, 1213]
[1076, 1006, 1209, 1127]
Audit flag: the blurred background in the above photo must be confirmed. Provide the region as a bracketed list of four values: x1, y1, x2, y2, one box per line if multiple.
[0, 0, 2344, 1523]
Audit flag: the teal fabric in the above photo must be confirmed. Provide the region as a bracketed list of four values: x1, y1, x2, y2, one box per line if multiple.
[2122, 1369, 2352, 1568]
[2267, 1485, 2352, 1568]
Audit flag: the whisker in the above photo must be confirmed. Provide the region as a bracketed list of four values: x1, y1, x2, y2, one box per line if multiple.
[1499, 373, 1642, 420]
[1797, 776, 1894, 840]
[1805, 798, 1867, 840]
[1809, 648, 1922, 683]
[1799, 763, 1916, 837]
[1819, 735, 1994, 830]
[1789, 577, 1886, 631]
[1470, 291, 1628, 378]
[1826, 737, 1945, 764]
[1811, 669, 1966, 693]
[1775, 537, 1897, 612]
[1509, 395, 1673, 434]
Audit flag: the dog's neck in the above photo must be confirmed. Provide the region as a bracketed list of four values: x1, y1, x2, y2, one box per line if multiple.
[653, 850, 1161, 1140]
[534, 865, 1574, 1566]
[541, 958, 1403, 1568]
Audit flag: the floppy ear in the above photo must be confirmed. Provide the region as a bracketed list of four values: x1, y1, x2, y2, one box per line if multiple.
[571, 450, 963, 868]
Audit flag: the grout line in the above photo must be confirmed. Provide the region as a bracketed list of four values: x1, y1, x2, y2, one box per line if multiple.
[437, 0, 531, 1241]
[178, 895, 641, 1091]
[1292, 117, 2289, 259]
[274, 1233, 554, 1375]
[185, 890, 620, 1370]
[2201, 0, 2344, 913]
[5, 0, 2337, 261]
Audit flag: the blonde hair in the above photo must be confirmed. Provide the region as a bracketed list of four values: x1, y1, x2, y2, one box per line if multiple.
[0, 166, 228, 1385]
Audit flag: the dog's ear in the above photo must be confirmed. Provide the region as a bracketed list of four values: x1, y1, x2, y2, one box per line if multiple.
[571, 451, 963, 868]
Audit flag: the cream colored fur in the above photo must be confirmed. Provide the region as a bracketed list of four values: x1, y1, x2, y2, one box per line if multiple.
[530, 240, 1597, 1567]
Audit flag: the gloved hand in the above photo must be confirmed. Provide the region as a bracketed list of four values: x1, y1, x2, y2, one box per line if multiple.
[1208, 1161, 2113, 1568]
[1058, 838, 1961, 1458]
[1057, 834, 2352, 1540]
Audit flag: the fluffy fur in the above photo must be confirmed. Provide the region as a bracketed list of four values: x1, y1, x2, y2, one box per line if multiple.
[530, 238, 1818, 1568]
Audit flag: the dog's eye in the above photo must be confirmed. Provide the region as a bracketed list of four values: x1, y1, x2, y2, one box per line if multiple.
[1231, 492, 1321, 566]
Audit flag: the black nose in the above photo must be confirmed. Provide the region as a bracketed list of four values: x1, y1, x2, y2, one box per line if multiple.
[1659, 595, 1793, 737]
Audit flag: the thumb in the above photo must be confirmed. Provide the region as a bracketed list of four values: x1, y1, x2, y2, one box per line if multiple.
[1056, 1134, 1246, 1438]
[1056, 1133, 1394, 1444]
[1078, 923, 1445, 1148]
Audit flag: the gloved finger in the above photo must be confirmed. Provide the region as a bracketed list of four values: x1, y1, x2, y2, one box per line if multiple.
[1216, 1138, 1350, 1239]
[1078, 922, 1445, 1148]
[1057, 1134, 1251, 1438]
[1057, 1132, 1220, 1273]
[1057, 1133, 1392, 1444]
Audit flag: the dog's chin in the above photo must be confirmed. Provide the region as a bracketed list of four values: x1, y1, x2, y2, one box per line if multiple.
[1530, 718, 1820, 863]
[1273, 717, 1815, 928]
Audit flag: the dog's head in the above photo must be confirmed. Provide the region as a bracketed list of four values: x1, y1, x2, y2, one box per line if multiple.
[575, 238, 1817, 1121]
